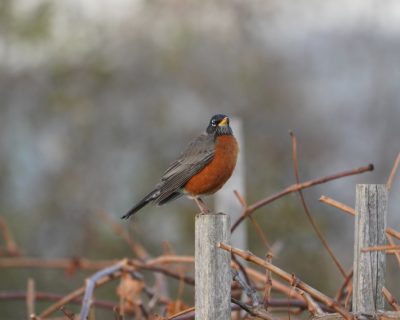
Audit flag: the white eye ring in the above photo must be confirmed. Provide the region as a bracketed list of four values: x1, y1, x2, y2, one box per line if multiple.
[211, 120, 217, 126]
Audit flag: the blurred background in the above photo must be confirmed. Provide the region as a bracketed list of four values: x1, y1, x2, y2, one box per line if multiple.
[0, 0, 399, 318]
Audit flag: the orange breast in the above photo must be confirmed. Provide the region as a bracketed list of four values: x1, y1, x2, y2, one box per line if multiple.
[184, 135, 238, 196]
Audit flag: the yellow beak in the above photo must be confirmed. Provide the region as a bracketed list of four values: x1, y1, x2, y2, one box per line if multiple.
[218, 117, 229, 126]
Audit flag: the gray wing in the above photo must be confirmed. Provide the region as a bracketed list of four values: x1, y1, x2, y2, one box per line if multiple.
[153, 133, 215, 204]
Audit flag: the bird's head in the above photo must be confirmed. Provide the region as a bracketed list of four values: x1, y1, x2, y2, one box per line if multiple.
[206, 114, 233, 136]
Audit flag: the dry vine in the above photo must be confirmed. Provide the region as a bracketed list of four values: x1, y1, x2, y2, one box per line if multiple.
[0, 138, 399, 320]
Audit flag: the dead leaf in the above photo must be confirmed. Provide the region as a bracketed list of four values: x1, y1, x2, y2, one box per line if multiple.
[116, 272, 145, 315]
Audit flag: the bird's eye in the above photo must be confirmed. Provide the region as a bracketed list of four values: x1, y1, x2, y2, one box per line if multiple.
[211, 120, 217, 126]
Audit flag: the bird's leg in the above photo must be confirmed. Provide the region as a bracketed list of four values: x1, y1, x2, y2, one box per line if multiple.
[194, 197, 211, 214]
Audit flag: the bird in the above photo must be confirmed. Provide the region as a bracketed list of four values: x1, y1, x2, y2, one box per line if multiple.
[121, 114, 239, 219]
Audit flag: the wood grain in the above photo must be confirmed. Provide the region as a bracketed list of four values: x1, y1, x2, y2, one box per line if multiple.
[195, 213, 231, 320]
[353, 184, 388, 314]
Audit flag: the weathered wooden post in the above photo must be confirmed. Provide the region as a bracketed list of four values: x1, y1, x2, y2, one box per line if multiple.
[195, 213, 231, 320]
[353, 184, 388, 315]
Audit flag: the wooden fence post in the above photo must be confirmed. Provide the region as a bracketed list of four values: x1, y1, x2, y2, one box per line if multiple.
[195, 213, 231, 320]
[353, 184, 388, 315]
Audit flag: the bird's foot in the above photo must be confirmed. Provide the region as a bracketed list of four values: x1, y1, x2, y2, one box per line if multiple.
[194, 197, 211, 214]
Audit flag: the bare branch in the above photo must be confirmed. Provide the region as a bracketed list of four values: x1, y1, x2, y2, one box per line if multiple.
[296, 287, 324, 316]
[233, 189, 247, 207]
[387, 152, 400, 192]
[0, 290, 118, 309]
[319, 196, 356, 216]
[40, 267, 123, 318]
[135, 263, 195, 286]
[386, 234, 400, 267]
[334, 269, 353, 304]
[0, 257, 116, 270]
[263, 253, 273, 310]
[382, 287, 400, 311]
[26, 278, 35, 320]
[231, 164, 373, 232]
[244, 267, 304, 301]
[361, 245, 400, 253]
[146, 256, 194, 266]
[0, 216, 20, 256]
[289, 131, 346, 278]
[234, 190, 271, 250]
[231, 297, 277, 320]
[167, 306, 195, 320]
[60, 306, 75, 320]
[97, 210, 150, 260]
[218, 242, 352, 320]
[79, 260, 128, 319]
[232, 268, 260, 306]
[386, 228, 400, 240]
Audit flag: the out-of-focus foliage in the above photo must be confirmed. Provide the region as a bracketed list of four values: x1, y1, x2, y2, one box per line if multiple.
[0, 0, 399, 318]
[0, 0, 52, 41]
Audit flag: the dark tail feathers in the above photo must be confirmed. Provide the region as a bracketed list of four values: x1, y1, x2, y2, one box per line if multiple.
[121, 190, 157, 219]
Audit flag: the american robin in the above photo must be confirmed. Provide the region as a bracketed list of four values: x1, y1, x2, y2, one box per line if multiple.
[121, 114, 238, 219]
